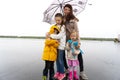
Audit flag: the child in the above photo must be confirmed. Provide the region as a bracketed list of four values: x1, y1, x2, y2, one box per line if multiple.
[42, 13, 61, 80]
[66, 31, 80, 80]
[48, 13, 66, 80]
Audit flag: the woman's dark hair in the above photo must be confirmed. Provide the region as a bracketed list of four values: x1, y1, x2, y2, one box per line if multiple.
[64, 4, 78, 22]
[55, 13, 64, 26]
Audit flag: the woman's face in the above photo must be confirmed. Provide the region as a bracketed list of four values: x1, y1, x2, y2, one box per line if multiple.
[63, 7, 71, 16]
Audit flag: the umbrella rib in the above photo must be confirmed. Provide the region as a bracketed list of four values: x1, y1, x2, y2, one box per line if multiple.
[60, 7, 63, 14]
[70, 4, 85, 9]
[57, 0, 61, 3]
[64, 0, 73, 4]
[62, 0, 65, 4]
[45, 5, 59, 13]
[51, 3, 59, 5]
[71, 2, 87, 6]
[50, 6, 60, 21]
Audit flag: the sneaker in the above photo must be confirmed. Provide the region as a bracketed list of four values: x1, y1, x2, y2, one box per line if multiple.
[80, 71, 88, 80]
[42, 76, 47, 80]
[54, 72, 59, 79]
[58, 73, 65, 80]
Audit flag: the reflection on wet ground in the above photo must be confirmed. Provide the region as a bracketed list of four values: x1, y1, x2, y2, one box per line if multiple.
[0, 38, 120, 80]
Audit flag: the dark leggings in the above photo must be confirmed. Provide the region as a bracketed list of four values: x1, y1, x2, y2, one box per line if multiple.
[63, 51, 84, 72]
[78, 52, 84, 72]
[43, 60, 54, 80]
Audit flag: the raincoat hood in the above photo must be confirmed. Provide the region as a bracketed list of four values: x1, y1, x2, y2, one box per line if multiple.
[49, 25, 60, 34]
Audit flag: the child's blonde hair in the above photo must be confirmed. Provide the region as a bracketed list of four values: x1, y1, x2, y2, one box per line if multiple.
[70, 30, 79, 40]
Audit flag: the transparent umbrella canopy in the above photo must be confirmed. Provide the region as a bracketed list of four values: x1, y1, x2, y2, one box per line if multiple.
[43, 0, 87, 24]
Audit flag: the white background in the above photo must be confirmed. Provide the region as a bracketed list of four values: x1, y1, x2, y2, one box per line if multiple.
[0, 0, 120, 38]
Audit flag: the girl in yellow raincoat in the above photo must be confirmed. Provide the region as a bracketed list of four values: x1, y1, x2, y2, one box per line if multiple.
[42, 13, 63, 80]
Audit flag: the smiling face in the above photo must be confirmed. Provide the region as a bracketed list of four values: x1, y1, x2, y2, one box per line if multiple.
[70, 32, 77, 41]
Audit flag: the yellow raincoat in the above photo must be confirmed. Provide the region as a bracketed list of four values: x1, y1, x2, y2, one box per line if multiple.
[42, 25, 60, 61]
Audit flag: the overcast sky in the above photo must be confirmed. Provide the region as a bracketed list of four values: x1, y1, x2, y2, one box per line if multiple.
[0, 0, 120, 38]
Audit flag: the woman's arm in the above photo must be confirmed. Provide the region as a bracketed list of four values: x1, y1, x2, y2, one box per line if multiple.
[74, 21, 81, 43]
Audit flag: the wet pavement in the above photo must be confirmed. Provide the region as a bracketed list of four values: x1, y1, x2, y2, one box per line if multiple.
[0, 38, 120, 80]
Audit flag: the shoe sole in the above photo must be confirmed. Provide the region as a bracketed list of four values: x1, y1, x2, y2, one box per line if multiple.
[80, 76, 88, 80]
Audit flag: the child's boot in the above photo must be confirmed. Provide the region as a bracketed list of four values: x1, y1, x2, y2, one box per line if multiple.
[68, 71, 72, 80]
[58, 73, 66, 80]
[42, 76, 47, 80]
[73, 71, 79, 80]
[54, 72, 59, 79]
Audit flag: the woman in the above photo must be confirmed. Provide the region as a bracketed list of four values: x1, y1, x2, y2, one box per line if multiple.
[63, 4, 88, 80]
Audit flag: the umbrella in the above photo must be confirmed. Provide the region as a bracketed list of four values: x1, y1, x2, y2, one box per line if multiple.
[43, 0, 88, 24]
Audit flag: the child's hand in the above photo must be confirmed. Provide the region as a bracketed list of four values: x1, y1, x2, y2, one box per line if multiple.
[76, 42, 81, 49]
[56, 40, 60, 43]
[46, 32, 50, 38]
[74, 50, 80, 55]
[65, 46, 70, 50]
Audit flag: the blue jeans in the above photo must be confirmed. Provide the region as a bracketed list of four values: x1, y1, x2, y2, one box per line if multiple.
[56, 49, 65, 74]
